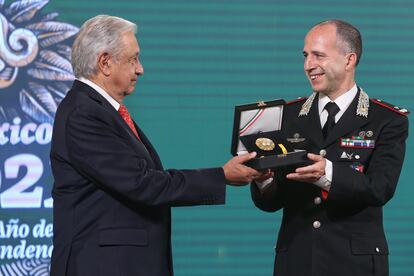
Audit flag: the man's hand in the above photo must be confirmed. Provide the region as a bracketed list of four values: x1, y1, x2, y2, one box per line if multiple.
[254, 169, 274, 183]
[223, 152, 264, 185]
[286, 153, 325, 183]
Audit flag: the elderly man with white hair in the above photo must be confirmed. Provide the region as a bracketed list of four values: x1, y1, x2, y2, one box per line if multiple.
[50, 15, 264, 276]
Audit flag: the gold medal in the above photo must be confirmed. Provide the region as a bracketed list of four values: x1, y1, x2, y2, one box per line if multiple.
[255, 138, 275, 151]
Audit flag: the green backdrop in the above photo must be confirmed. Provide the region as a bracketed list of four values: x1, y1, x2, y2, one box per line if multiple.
[1, 0, 413, 275]
[51, 1, 414, 275]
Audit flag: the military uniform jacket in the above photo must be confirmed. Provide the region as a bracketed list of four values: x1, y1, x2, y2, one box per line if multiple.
[251, 89, 409, 276]
[50, 80, 227, 276]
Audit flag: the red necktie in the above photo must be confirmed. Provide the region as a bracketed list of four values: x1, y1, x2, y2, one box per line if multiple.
[118, 104, 141, 141]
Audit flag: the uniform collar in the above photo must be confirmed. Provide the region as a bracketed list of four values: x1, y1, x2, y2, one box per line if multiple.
[318, 84, 358, 117]
[78, 77, 121, 111]
[299, 85, 369, 118]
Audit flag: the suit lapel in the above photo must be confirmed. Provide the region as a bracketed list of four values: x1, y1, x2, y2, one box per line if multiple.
[107, 106, 155, 162]
[134, 124, 164, 170]
[74, 80, 157, 165]
[322, 90, 369, 148]
[86, 87, 138, 142]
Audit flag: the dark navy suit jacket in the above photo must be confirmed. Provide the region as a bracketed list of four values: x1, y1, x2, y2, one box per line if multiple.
[50, 80, 226, 276]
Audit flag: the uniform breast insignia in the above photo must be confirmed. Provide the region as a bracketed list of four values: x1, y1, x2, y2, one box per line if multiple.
[371, 99, 410, 116]
[358, 130, 374, 138]
[350, 162, 364, 172]
[287, 133, 306, 143]
[340, 136, 375, 149]
[340, 151, 354, 160]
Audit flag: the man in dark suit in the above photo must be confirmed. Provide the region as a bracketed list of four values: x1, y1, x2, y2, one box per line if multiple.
[251, 20, 409, 276]
[50, 15, 263, 276]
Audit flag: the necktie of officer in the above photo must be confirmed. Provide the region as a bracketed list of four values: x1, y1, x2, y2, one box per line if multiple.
[118, 104, 141, 141]
[322, 102, 340, 139]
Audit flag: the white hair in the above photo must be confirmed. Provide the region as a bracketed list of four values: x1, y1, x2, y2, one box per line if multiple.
[71, 15, 137, 78]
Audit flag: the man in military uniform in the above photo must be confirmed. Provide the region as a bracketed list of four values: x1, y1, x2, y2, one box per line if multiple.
[251, 19, 409, 276]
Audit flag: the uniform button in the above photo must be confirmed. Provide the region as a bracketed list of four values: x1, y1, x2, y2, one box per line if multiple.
[319, 149, 327, 157]
[314, 197, 322, 205]
[313, 221, 321, 229]
[375, 247, 380, 253]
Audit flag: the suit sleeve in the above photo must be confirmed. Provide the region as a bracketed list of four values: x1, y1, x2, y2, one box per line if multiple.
[328, 114, 408, 206]
[65, 105, 226, 207]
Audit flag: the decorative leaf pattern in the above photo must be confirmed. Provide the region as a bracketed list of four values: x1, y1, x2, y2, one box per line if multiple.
[0, 106, 8, 122]
[20, 87, 54, 123]
[47, 82, 69, 103]
[0, 1, 73, 267]
[26, 21, 78, 47]
[40, 11, 58, 22]
[28, 67, 73, 81]
[27, 50, 74, 80]
[28, 81, 58, 113]
[56, 44, 71, 60]
[0, 0, 77, 124]
[0, 65, 18, 89]
[39, 50, 72, 72]
[7, 0, 48, 23]
[0, 66, 16, 80]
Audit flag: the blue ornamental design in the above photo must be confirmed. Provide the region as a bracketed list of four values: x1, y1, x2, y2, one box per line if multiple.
[0, 0, 78, 124]
[0, 1, 78, 274]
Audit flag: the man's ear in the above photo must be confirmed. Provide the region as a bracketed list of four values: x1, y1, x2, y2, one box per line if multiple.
[97, 52, 112, 76]
[345, 52, 357, 70]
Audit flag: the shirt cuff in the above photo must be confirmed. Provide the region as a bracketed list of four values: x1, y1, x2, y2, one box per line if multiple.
[255, 177, 274, 191]
[313, 159, 332, 191]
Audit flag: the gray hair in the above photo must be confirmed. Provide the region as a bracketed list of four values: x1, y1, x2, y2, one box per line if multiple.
[315, 19, 363, 66]
[71, 15, 137, 78]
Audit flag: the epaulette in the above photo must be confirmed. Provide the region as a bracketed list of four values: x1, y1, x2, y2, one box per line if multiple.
[286, 97, 307, 105]
[371, 99, 410, 116]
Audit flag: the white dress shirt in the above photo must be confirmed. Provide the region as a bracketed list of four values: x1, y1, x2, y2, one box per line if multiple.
[78, 77, 120, 111]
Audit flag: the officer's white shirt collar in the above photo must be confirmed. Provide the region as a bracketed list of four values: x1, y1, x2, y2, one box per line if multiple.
[78, 77, 120, 111]
[318, 84, 358, 126]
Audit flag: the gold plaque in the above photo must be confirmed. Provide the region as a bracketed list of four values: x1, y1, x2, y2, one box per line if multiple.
[255, 138, 275, 151]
